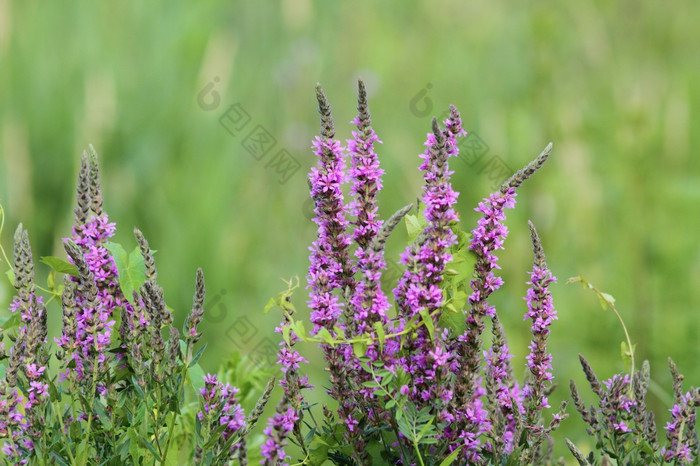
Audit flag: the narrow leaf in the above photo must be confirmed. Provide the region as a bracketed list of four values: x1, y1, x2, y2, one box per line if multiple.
[40, 256, 79, 277]
[439, 446, 463, 466]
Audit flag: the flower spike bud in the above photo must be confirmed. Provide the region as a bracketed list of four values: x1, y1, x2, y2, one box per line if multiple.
[74, 151, 91, 226]
[63, 240, 97, 304]
[431, 116, 442, 143]
[13, 224, 34, 297]
[134, 227, 157, 280]
[370, 203, 413, 253]
[87, 144, 104, 215]
[185, 268, 206, 344]
[578, 354, 604, 399]
[522, 221, 558, 450]
[244, 376, 277, 436]
[166, 327, 180, 375]
[501, 142, 552, 192]
[315, 84, 334, 139]
[565, 439, 591, 466]
[356, 79, 369, 124]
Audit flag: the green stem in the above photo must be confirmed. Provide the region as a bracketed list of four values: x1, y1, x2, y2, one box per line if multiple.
[367, 363, 412, 464]
[162, 342, 194, 462]
[152, 385, 165, 459]
[0, 205, 12, 268]
[569, 277, 636, 390]
[52, 398, 78, 466]
[81, 325, 102, 463]
[411, 433, 426, 466]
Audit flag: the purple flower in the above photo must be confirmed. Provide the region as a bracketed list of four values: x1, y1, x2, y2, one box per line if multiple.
[347, 83, 390, 337]
[277, 347, 309, 373]
[24, 364, 46, 380]
[661, 391, 698, 464]
[261, 407, 299, 465]
[195, 374, 246, 460]
[522, 222, 558, 433]
[392, 110, 464, 408]
[61, 213, 127, 385]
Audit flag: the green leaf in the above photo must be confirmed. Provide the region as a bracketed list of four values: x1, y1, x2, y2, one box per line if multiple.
[308, 443, 330, 464]
[189, 343, 207, 367]
[292, 320, 307, 342]
[352, 341, 368, 358]
[262, 298, 275, 314]
[47, 270, 55, 289]
[40, 256, 79, 277]
[127, 429, 139, 460]
[397, 416, 411, 439]
[189, 363, 206, 391]
[438, 305, 467, 337]
[105, 242, 147, 304]
[0, 312, 21, 330]
[140, 438, 160, 458]
[94, 399, 113, 430]
[49, 452, 69, 466]
[69, 421, 82, 442]
[405, 214, 426, 243]
[316, 327, 335, 345]
[598, 292, 616, 310]
[566, 275, 589, 288]
[374, 322, 385, 350]
[417, 418, 434, 440]
[380, 372, 394, 386]
[418, 308, 435, 342]
[5, 268, 14, 284]
[439, 445, 463, 466]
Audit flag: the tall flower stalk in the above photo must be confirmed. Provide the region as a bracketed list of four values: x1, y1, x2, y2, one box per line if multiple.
[390, 108, 465, 453]
[262, 280, 311, 465]
[447, 145, 552, 459]
[306, 85, 358, 443]
[521, 221, 564, 461]
[0, 225, 50, 463]
[0, 147, 277, 465]
[295, 83, 565, 464]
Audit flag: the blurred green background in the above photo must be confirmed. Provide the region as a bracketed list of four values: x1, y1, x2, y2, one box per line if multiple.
[1, 0, 698, 461]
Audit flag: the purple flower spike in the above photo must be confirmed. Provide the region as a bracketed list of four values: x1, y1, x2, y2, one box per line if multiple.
[348, 79, 389, 338]
[522, 221, 558, 447]
[307, 86, 353, 335]
[195, 374, 247, 462]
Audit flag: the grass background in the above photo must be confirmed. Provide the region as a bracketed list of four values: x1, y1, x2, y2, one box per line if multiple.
[1, 0, 699, 462]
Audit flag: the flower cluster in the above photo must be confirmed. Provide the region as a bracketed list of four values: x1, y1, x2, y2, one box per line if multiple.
[55, 149, 124, 390]
[569, 355, 699, 465]
[347, 80, 389, 338]
[521, 221, 559, 450]
[262, 280, 312, 465]
[0, 147, 265, 465]
[7, 85, 698, 465]
[662, 391, 699, 463]
[661, 358, 700, 464]
[0, 225, 50, 463]
[195, 373, 247, 462]
[284, 81, 561, 464]
[261, 407, 300, 464]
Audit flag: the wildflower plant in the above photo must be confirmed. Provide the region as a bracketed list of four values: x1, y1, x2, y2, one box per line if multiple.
[1, 82, 698, 465]
[257, 80, 568, 465]
[0, 149, 274, 465]
[258, 81, 698, 465]
[566, 277, 700, 465]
